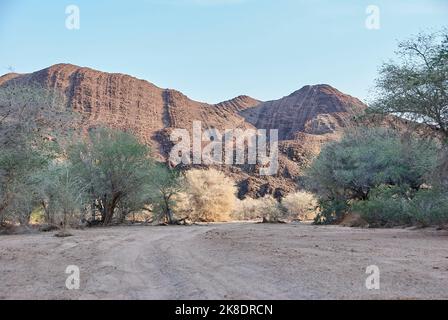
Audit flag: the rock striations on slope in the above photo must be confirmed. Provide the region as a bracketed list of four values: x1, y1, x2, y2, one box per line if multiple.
[0, 64, 367, 197]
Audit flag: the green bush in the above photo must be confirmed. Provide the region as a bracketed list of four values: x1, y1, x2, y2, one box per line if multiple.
[306, 127, 438, 224]
[306, 128, 437, 200]
[354, 186, 448, 227]
[149, 164, 183, 224]
[353, 186, 411, 227]
[313, 198, 349, 225]
[37, 163, 87, 229]
[409, 188, 448, 226]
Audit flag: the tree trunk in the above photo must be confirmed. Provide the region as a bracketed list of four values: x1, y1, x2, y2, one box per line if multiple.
[41, 200, 53, 224]
[167, 207, 173, 224]
[102, 194, 120, 225]
[164, 195, 174, 224]
[103, 204, 114, 225]
[0, 193, 12, 222]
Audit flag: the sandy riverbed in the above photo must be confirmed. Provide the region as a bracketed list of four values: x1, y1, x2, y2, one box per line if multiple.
[0, 222, 447, 299]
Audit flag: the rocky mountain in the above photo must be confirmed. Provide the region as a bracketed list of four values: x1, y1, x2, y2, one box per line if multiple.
[241, 84, 365, 139]
[0, 64, 367, 198]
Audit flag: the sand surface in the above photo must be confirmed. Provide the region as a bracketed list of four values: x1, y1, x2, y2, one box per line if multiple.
[0, 222, 447, 299]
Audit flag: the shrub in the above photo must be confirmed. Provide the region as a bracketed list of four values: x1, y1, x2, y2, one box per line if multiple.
[181, 169, 237, 222]
[313, 198, 350, 225]
[259, 195, 286, 223]
[171, 191, 191, 220]
[232, 195, 286, 223]
[281, 191, 318, 221]
[354, 186, 448, 227]
[233, 192, 317, 223]
[307, 127, 437, 200]
[408, 188, 448, 226]
[37, 163, 87, 230]
[353, 186, 411, 227]
[233, 197, 263, 220]
[149, 164, 183, 224]
[305, 127, 438, 224]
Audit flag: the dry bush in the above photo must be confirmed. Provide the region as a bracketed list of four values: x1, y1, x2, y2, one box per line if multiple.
[178, 169, 237, 222]
[172, 191, 191, 220]
[259, 195, 285, 222]
[233, 195, 285, 223]
[282, 191, 318, 221]
[233, 197, 262, 220]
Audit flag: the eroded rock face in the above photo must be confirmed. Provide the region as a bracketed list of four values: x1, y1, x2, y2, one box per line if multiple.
[241, 84, 366, 139]
[0, 64, 367, 198]
[0, 64, 167, 147]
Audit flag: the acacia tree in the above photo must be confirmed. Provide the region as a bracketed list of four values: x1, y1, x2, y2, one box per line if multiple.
[370, 29, 448, 139]
[0, 141, 50, 225]
[37, 163, 87, 233]
[68, 128, 153, 225]
[308, 128, 437, 199]
[0, 82, 71, 225]
[306, 127, 438, 223]
[149, 163, 183, 224]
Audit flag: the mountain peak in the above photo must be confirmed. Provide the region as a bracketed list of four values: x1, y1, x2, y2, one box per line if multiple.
[215, 95, 261, 110]
[0, 64, 367, 198]
[241, 83, 367, 139]
[0, 64, 365, 140]
[0, 72, 21, 86]
[288, 84, 341, 97]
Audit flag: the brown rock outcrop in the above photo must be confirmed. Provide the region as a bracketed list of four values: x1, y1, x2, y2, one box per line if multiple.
[241, 84, 366, 140]
[0, 64, 367, 198]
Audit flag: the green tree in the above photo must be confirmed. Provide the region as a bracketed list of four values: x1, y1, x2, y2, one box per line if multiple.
[68, 128, 153, 225]
[0, 143, 49, 225]
[306, 127, 438, 223]
[37, 163, 87, 231]
[0, 83, 69, 225]
[149, 164, 183, 224]
[370, 29, 448, 139]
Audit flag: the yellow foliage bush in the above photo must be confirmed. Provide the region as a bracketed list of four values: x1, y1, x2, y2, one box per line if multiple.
[175, 169, 237, 222]
[233, 195, 284, 222]
[233, 197, 262, 220]
[233, 191, 318, 222]
[281, 191, 318, 221]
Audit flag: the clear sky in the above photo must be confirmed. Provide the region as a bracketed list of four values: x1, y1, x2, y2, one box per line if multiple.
[0, 0, 447, 103]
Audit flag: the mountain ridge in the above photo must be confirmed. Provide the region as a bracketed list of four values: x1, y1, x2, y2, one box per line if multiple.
[0, 64, 366, 111]
[0, 63, 368, 197]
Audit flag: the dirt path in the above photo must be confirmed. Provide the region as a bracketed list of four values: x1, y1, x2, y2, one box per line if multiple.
[0, 223, 447, 299]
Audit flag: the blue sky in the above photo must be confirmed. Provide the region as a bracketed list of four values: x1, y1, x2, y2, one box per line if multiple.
[0, 0, 447, 103]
